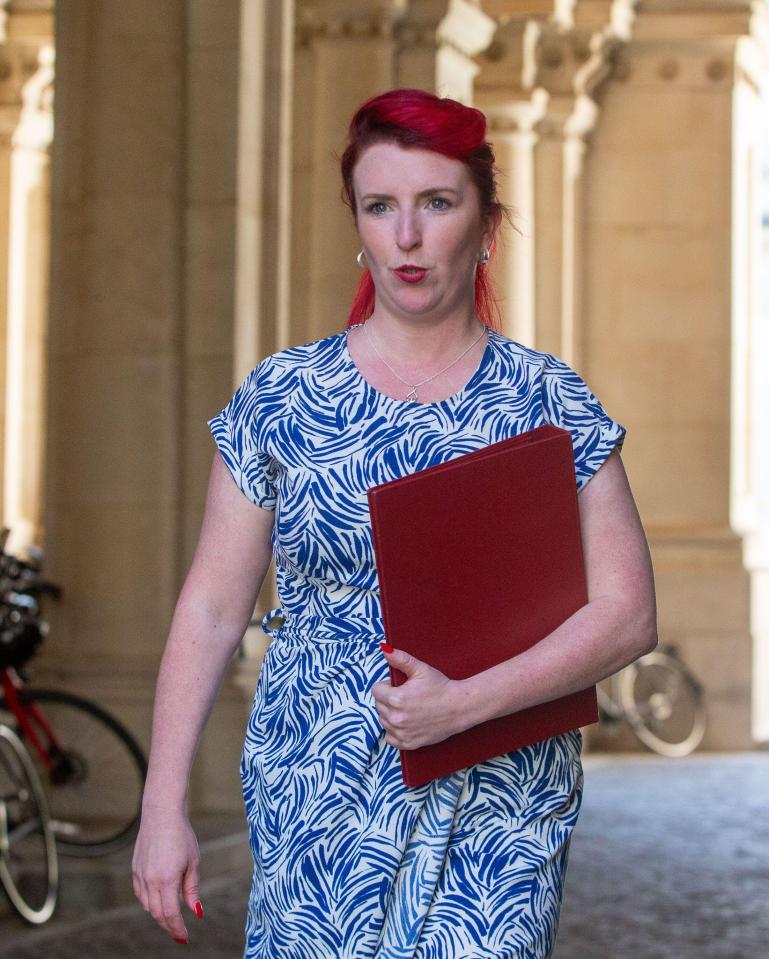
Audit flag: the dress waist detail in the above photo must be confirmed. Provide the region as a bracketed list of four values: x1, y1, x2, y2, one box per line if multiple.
[260, 606, 386, 644]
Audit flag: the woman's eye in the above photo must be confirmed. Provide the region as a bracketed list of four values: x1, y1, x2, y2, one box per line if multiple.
[366, 201, 388, 215]
[428, 197, 450, 211]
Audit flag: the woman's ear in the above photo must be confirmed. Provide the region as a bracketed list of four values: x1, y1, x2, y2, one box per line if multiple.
[482, 207, 503, 254]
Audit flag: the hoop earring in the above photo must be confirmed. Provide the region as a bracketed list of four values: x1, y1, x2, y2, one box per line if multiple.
[356, 250, 366, 269]
[479, 248, 490, 265]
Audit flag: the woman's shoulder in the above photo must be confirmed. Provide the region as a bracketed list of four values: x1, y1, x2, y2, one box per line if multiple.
[487, 329, 611, 410]
[487, 328, 571, 376]
[264, 329, 345, 366]
[255, 329, 345, 381]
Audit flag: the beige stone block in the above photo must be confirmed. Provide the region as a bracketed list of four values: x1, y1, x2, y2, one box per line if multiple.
[612, 227, 729, 343]
[649, 531, 743, 571]
[623, 425, 730, 529]
[676, 632, 751, 697]
[39, 501, 179, 662]
[47, 352, 180, 508]
[185, 205, 236, 353]
[78, 194, 181, 351]
[397, 47, 436, 92]
[587, 146, 730, 230]
[48, 202, 87, 355]
[675, 633, 753, 750]
[186, 46, 238, 204]
[86, 38, 183, 198]
[186, 353, 233, 478]
[585, 338, 730, 429]
[92, 0, 184, 40]
[313, 39, 395, 137]
[187, 0, 240, 49]
[595, 83, 732, 152]
[654, 569, 750, 635]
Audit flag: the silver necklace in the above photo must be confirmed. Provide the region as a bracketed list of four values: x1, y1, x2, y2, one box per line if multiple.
[363, 321, 487, 402]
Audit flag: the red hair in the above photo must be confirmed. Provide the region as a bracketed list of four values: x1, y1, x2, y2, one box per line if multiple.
[340, 88, 508, 330]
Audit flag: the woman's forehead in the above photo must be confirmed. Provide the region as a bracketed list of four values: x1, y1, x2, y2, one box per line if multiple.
[353, 142, 469, 194]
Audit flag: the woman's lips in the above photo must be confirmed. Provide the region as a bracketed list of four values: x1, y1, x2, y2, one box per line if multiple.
[393, 267, 428, 284]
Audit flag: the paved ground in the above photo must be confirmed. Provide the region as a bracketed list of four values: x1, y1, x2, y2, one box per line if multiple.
[1, 752, 767, 958]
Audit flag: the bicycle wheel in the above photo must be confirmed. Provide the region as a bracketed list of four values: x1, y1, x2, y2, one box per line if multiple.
[8, 690, 147, 857]
[0, 724, 58, 923]
[618, 650, 707, 757]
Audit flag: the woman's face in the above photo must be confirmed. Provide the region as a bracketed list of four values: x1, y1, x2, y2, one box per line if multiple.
[352, 141, 495, 323]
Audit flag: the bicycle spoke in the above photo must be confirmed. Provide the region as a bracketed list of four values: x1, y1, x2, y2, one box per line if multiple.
[14, 691, 146, 854]
[0, 725, 58, 923]
[619, 652, 707, 757]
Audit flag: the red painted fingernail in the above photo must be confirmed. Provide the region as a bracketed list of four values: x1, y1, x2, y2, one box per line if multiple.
[194, 901, 203, 919]
[380, 642, 394, 654]
[174, 937, 188, 944]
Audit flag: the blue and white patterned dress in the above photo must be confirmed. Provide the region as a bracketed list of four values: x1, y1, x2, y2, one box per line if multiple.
[208, 324, 625, 959]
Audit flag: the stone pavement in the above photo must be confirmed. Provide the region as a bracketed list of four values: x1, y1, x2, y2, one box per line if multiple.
[1, 753, 767, 959]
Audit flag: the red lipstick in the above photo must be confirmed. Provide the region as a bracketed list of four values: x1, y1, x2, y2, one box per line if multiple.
[393, 264, 428, 284]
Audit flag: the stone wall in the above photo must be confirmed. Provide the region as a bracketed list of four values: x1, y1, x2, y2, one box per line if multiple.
[22, 0, 769, 811]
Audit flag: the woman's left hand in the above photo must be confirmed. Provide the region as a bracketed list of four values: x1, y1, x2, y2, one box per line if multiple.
[371, 645, 472, 749]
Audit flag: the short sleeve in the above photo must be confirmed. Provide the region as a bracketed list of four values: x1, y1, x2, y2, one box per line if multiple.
[540, 356, 626, 492]
[207, 362, 279, 510]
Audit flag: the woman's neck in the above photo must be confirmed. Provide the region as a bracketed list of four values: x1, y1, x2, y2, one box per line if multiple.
[361, 311, 486, 370]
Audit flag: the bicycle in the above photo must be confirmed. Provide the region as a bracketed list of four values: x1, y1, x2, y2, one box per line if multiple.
[0, 529, 148, 857]
[0, 721, 59, 923]
[596, 643, 707, 757]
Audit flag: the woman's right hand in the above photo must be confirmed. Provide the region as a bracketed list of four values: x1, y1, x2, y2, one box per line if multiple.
[132, 805, 202, 944]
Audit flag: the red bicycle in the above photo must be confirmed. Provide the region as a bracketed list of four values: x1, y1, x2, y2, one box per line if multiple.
[0, 529, 147, 857]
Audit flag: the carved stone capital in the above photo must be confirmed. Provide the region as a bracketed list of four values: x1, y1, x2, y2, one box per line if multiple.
[395, 0, 444, 51]
[296, 0, 404, 46]
[523, 19, 624, 101]
[13, 40, 52, 151]
[395, 0, 497, 57]
[0, 36, 43, 108]
[436, 0, 496, 60]
[484, 86, 549, 134]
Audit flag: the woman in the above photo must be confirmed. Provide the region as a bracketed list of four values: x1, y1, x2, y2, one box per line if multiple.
[133, 88, 657, 958]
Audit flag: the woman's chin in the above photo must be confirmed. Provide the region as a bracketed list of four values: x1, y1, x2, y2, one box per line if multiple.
[386, 288, 447, 318]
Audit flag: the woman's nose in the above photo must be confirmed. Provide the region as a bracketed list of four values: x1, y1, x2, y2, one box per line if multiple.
[396, 212, 421, 251]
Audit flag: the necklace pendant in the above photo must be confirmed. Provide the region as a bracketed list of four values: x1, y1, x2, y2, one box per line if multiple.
[405, 385, 419, 402]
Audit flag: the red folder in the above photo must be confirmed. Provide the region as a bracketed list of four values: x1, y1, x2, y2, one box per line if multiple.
[367, 424, 598, 788]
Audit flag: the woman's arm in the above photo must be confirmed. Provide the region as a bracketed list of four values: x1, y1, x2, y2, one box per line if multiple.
[459, 447, 657, 726]
[132, 452, 274, 942]
[373, 449, 657, 749]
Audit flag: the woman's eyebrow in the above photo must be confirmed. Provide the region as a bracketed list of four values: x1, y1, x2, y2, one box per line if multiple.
[360, 187, 461, 201]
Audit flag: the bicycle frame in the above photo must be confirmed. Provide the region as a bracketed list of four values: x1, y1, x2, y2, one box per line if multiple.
[0, 668, 64, 771]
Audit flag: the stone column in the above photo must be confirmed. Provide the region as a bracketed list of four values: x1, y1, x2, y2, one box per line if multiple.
[46, 0, 187, 722]
[227, 0, 297, 742]
[729, 18, 769, 741]
[524, 15, 626, 365]
[47, 1, 253, 812]
[0, 9, 20, 519]
[293, 1, 402, 341]
[576, 2, 760, 749]
[3, 43, 53, 552]
[235, 0, 294, 376]
[0, 0, 51, 533]
[476, 6, 630, 361]
[183, 1, 252, 810]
